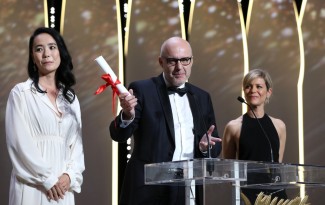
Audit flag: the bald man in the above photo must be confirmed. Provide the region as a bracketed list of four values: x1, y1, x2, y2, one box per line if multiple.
[110, 37, 222, 205]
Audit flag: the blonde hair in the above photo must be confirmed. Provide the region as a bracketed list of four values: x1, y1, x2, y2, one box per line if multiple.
[243, 68, 273, 103]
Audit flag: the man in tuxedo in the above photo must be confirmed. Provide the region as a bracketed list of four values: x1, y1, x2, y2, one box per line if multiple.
[110, 36, 222, 205]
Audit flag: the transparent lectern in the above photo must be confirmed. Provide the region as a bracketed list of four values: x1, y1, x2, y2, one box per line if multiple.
[144, 158, 325, 204]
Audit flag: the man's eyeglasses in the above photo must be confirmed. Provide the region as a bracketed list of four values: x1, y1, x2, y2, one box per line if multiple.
[164, 56, 193, 66]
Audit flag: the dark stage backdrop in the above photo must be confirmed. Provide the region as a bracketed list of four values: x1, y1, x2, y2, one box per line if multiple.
[1, 0, 325, 204]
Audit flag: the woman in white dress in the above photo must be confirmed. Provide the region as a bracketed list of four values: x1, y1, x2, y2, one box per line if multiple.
[5, 27, 85, 205]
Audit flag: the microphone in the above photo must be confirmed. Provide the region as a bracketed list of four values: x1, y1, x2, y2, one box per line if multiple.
[189, 90, 214, 175]
[237, 96, 274, 163]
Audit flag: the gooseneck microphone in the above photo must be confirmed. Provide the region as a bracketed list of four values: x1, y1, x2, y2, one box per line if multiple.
[237, 96, 274, 163]
[189, 91, 214, 175]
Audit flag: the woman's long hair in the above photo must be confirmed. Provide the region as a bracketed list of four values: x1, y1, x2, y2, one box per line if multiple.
[28, 27, 76, 103]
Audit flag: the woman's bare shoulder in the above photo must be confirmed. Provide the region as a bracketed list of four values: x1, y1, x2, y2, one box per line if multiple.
[269, 116, 286, 130]
[224, 116, 243, 134]
[226, 116, 243, 127]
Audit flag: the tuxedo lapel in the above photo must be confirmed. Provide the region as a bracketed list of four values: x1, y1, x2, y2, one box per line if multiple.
[153, 75, 175, 143]
[186, 86, 201, 146]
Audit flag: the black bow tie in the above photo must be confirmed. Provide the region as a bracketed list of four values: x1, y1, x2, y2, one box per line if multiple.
[167, 87, 188, 96]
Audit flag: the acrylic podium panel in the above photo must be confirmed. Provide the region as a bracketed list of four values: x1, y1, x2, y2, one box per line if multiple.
[144, 158, 325, 204]
[145, 158, 247, 186]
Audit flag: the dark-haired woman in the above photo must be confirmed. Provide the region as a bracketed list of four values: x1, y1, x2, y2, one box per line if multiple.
[6, 27, 84, 205]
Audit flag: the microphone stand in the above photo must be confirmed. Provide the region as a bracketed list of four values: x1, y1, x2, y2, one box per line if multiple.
[191, 92, 214, 176]
[237, 96, 274, 163]
[237, 97, 283, 197]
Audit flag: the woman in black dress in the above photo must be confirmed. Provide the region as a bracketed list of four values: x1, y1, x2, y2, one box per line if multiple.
[222, 68, 287, 203]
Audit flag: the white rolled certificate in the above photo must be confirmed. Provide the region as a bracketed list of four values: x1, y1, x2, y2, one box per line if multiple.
[94, 56, 129, 95]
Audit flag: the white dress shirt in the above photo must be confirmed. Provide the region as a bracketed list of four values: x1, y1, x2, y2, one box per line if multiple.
[169, 88, 194, 161]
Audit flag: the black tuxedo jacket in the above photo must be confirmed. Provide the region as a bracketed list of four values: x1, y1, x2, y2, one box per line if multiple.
[110, 74, 221, 205]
